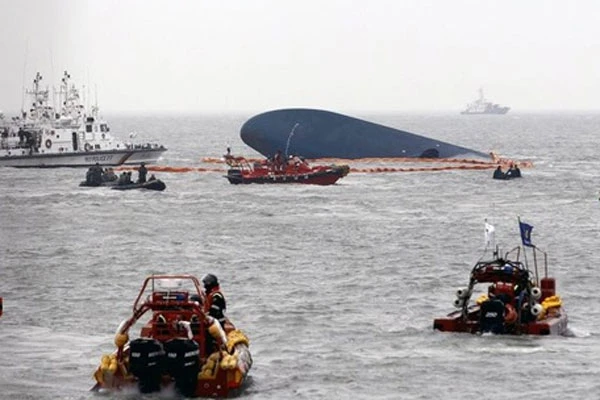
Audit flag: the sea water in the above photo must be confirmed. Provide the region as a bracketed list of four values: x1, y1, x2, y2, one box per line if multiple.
[1, 112, 599, 399]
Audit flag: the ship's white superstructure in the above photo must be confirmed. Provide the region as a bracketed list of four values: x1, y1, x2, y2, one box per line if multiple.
[0, 71, 166, 167]
[461, 88, 510, 115]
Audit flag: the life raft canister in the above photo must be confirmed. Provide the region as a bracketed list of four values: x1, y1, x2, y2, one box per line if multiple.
[45, 139, 52, 149]
[84, 142, 92, 151]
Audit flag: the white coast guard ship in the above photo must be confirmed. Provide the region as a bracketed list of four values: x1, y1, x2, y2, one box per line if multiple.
[0, 71, 166, 167]
[460, 88, 510, 115]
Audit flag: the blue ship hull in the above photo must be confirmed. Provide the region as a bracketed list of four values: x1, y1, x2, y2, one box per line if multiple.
[240, 109, 488, 159]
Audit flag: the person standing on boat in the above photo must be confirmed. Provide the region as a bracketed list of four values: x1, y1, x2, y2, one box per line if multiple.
[202, 274, 228, 355]
[85, 167, 94, 185]
[91, 162, 103, 185]
[202, 274, 227, 327]
[137, 162, 148, 183]
[273, 149, 284, 172]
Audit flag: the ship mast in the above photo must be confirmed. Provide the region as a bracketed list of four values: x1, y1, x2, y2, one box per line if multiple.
[57, 71, 66, 117]
[57, 71, 84, 120]
[25, 72, 49, 120]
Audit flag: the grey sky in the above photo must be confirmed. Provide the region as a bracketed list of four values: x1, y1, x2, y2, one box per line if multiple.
[0, 0, 598, 114]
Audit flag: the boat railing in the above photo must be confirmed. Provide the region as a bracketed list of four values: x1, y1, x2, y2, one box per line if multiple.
[530, 246, 548, 283]
[225, 155, 254, 170]
[1, 140, 36, 150]
[504, 246, 521, 262]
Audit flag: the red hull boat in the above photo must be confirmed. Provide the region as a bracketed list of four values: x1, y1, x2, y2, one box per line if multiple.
[434, 222, 568, 336]
[91, 275, 252, 397]
[225, 155, 349, 185]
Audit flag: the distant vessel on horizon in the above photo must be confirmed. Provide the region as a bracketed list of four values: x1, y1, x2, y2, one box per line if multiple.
[461, 88, 510, 115]
[0, 71, 166, 168]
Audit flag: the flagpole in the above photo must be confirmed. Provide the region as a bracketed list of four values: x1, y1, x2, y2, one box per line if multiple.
[484, 219, 497, 259]
[532, 243, 539, 286]
[519, 216, 540, 286]
[518, 216, 530, 271]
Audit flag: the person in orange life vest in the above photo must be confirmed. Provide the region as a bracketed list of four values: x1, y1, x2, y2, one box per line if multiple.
[202, 274, 227, 327]
[488, 283, 517, 325]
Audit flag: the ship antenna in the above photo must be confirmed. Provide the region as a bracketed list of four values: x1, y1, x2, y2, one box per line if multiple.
[21, 39, 29, 114]
[87, 69, 91, 113]
[50, 47, 56, 113]
[284, 122, 300, 157]
[94, 84, 98, 117]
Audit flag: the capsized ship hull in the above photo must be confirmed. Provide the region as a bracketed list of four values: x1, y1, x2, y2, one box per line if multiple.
[240, 108, 488, 159]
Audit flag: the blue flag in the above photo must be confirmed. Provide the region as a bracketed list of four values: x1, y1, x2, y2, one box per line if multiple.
[519, 221, 534, 247]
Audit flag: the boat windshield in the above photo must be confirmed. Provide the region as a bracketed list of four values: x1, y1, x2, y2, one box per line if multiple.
[132, 274, 205, 310]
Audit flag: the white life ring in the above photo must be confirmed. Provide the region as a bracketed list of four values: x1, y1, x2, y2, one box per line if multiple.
[45, 139, 52, 149]
[84, 143, 92, 152]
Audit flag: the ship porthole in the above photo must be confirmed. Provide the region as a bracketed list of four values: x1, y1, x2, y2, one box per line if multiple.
[84, 143, 92, 152]
[45, 139, 52, 149]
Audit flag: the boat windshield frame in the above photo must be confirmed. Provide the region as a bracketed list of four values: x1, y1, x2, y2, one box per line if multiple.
[131, 274, 205, 312]
[469, 258, 532, 286]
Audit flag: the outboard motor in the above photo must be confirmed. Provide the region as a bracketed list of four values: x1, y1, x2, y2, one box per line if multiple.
[164, 338, 201, 397]
[479, 299, 506, 334]
[129, 338, 165, 393]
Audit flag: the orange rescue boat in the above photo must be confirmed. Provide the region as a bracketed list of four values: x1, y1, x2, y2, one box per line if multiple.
[91, 275, 252, 397]
[224, 154, 349, 185]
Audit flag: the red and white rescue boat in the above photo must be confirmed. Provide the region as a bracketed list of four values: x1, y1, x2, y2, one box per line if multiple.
[224, 155, 349, 185]
[434, 223, 568, 336]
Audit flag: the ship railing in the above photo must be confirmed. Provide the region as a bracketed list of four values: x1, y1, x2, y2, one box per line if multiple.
[225, 155, 253, 170]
